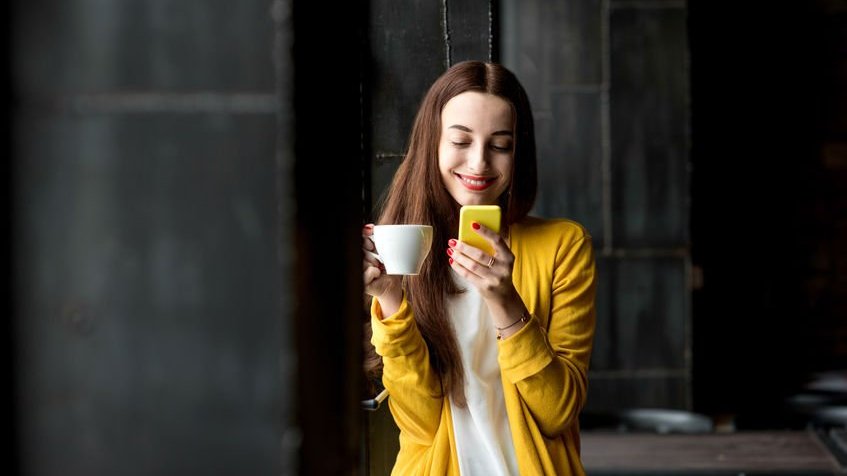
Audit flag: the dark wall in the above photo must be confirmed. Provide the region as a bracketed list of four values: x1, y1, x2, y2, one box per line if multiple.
[690, 0, 847, 422]
[4, 1, 15, 473]
[11, 0, 370, 474]
[10, 1, 294, 474]
[502, 0, 692, 412]
[497, 0, 847, 426]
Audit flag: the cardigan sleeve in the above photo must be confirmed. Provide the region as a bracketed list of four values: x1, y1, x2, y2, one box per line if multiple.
[370, 294, 445, 446]
[497, 232, 596, 438]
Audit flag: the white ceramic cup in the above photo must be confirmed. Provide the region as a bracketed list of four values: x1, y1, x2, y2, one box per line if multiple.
[369, 224, 433, 275]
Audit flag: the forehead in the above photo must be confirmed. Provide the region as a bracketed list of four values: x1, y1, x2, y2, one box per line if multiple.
[440, 91, 514, 131]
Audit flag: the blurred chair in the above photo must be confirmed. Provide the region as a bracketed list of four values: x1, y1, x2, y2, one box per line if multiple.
[616, 408, 714, 434]
[783, 370, 847, 429]
[581, 408, 714, 434]
[812, 406, 847, 429]
[805, 371, 847, 394]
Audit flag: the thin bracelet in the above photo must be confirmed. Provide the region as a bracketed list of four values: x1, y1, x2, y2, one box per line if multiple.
[496, 310, 531, 340]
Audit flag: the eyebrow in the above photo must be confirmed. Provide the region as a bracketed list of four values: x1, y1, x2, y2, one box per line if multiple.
[447, 124, 513, 136]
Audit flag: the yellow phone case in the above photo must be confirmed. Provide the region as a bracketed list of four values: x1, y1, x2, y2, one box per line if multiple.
[458, 205, 501, 256]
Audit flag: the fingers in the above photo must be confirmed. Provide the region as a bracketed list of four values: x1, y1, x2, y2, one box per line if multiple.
[364, 267, 403, 302]
[469, 221, 497, 240]
[448, 223, 511, 266]
[448, 222, 513, 280]
[448, 246, 497, 278]
[362, 223, 386, 286]
[363, 264, 382, 289]
[363, 253, 384, 272]
[362, 224, 382, 269]
[469, 222, 507, 255]
[362, 224, 376, 252]
[448, 250, 486, 278]
[362, 224, 405, 301]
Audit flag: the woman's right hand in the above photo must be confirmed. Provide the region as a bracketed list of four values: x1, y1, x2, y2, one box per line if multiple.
[363, 224, 403, 315]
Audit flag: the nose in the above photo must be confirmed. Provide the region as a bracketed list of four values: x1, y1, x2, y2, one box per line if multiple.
[466, 143, 489, 173]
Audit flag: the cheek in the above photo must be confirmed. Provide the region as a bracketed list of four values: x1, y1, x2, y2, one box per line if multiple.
[437, 143, 447, 170]
[438, 144, 458, 174]
[496, 157, 514, 181]
[437, 149, 452, 186]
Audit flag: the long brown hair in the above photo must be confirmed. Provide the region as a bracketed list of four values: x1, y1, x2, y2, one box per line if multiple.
[367, 61, 538, 406]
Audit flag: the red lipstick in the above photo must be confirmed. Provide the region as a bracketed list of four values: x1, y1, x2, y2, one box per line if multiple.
[455, 173, 496, 191]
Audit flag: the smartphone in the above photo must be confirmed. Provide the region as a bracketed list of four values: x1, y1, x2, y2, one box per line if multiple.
[458, 205, 501, 256]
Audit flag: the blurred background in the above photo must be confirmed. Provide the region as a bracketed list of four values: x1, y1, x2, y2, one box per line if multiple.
[6, 0, 846, 475]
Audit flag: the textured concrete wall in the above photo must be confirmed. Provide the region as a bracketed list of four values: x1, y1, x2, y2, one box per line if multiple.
[502, 0, 692, 412]
[11, 1, 292, 474]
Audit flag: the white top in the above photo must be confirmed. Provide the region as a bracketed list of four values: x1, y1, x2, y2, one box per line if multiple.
[447, 271, 519, 476]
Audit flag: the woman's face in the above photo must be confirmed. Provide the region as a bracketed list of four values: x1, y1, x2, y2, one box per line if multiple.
[438, 91, 515, 207]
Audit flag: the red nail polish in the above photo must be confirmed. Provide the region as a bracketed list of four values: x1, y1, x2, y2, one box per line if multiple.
[448, 257, 453, 265]
[472, 222, 480, 230]
[448, 239, 457, 247]
[446, 248, 453, 256]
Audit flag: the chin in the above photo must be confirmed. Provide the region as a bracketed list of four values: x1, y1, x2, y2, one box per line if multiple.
[457, 197, 497, 207]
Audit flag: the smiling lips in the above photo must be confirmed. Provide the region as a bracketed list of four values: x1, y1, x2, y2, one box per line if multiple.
[455, 173, 497, 191]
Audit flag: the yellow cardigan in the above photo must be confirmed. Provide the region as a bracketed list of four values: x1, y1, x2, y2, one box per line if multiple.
[370, 217, 596, 475]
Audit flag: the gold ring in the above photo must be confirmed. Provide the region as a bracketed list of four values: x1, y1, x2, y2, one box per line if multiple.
[487, 256, 496, 268]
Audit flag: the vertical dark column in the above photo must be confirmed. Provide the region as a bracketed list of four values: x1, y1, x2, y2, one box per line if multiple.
[607, 2, 690, 409]
[273, 1, 299, 471]
[12, 1, 288, 474]
[292, 1, 364, 474]
[447, 0, 497, 64]
[5, 1, 18, 474]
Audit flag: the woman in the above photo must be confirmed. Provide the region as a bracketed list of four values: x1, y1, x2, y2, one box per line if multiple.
[363, 60, 596, 476]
